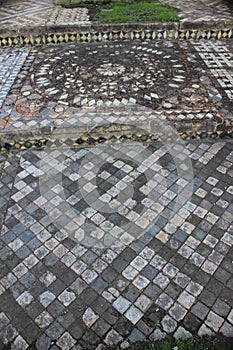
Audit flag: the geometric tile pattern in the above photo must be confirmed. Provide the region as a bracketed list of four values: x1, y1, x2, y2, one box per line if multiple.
[0, 48, 29, 109]
[2, 41, 232, 132]
[30, 42, 188, 107]
[194, 41, 233, 100]
[0, 0, 232, 31]
[0, 140, 232, 348]
[37, 141, 192, 249]
[157, 0, 233, 23]
[0, 0, 90, 29]
[0, 28, 233, 49]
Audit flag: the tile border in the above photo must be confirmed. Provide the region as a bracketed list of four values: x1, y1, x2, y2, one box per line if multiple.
[0, 22, 232, 47]
[0, 120, 232, 152]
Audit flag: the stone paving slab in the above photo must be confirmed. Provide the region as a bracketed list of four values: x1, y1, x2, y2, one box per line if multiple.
[0, 40, 232, 135]
[0, 137, 232, 349]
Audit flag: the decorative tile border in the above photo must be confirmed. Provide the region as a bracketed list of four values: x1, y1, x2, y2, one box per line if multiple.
[0, 26, 232, 48]
[0, 122, 232, 152]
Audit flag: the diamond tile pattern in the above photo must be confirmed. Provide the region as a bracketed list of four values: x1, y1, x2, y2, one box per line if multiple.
[194, 41, 233, 100]
[0, 48, 29, 109]
[0, 140, 232, 348]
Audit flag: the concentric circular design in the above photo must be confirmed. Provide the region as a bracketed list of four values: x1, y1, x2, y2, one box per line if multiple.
[31, 42, 190, 107]
[96, 63, 126, 76]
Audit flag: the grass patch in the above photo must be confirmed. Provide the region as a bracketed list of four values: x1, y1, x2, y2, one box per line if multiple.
[94, 1, 179, 24]
[131, 336, 233, 350]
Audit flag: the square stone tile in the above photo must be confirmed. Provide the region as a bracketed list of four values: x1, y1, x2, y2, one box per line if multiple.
[161, 315, 177, 333]
[201, 260, 218, 274]
[205, 311, 224, 332]
[58, 289, 76, 306]
[125, 305, 143, 325]
[35, 311, 54, 328]
[113, 296, 131, 314]
[130, 256, 148, 271]
[191, 301, 209, 320]
[150, 255, 167, 270]
[153, 273, 170, 289]
[57, 332, 76, 350]
[39, 271, 57, 287]
[177, 291, 196, 309]
[82, 307, 99, 327]
[122, 266, 138, 281]
[39, 291, 56, 307]
[133, 275, 150, 290]
[169, 303, 187, 321]
[16, 291, 34, 307]
[156, 292, 174, 310]
[135, 294, 152, 312]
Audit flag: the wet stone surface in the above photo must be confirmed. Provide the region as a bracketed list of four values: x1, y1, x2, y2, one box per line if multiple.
[0, 140, 232, 348]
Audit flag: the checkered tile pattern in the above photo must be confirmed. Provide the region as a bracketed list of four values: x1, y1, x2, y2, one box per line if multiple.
[0, 48, 29, 109]
[0, 140, 232, 348]
[157, 0, 233, 23]
[37, 142, 191, 249]
[0, 0, 90, 29]
[194, 41, 233, 100]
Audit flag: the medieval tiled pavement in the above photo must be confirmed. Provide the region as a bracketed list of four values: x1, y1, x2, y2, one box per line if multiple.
[0, 40, 232, 130]
[157, 0, 233, 23]
[0, 0, 90, 29]
[0, 0, 232, 29]
[0, 1, 233, 349]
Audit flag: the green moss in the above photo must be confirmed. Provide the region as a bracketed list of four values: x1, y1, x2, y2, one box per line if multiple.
[134, 336, 233, 350]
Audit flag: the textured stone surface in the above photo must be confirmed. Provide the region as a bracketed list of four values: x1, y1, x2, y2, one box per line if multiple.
[0, 139, 232, 348]
[0, 0, 90, 30]
[0, 5, 233, 346]
[0, 40, 232, 131]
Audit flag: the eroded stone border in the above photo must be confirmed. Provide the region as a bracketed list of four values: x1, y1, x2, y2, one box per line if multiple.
[0, 120, 232, 152]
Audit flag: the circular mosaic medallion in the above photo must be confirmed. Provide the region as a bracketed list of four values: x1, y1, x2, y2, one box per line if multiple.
[31, 42, 190, 107]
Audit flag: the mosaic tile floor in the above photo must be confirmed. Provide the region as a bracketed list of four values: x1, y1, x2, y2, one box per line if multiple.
[0, 0, 90, 29]
[0, 139, 232, 349]
[157, 0, 233, 23]
[193, 41, 233, 101]
[0, 5, 233, 346]
[0, 48, 29, 110]
[0, 0, 232, 30]
[0, 40, 232, 131]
